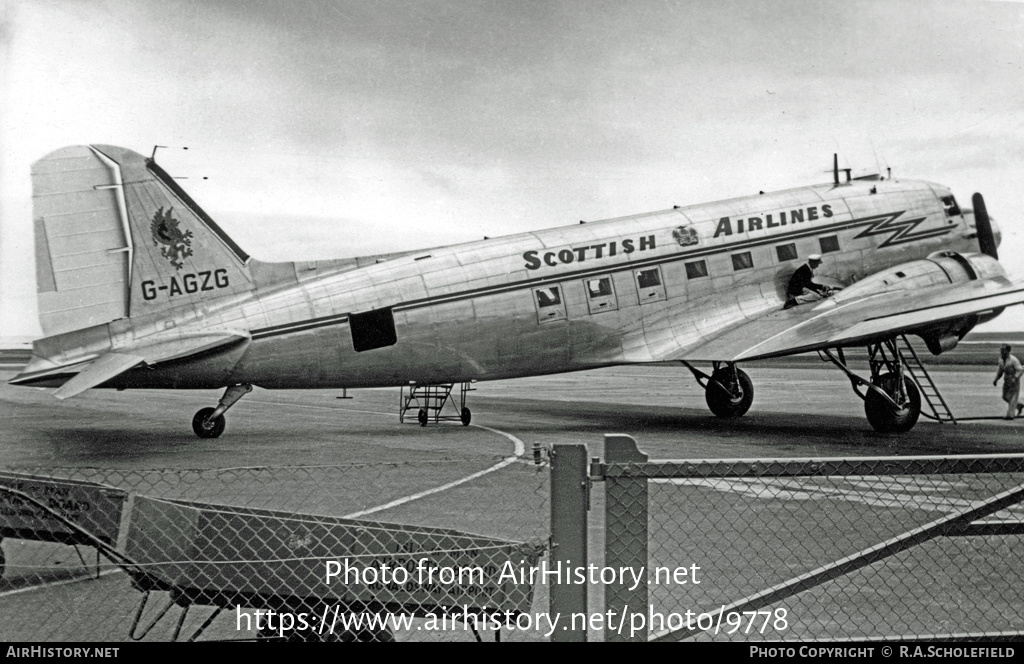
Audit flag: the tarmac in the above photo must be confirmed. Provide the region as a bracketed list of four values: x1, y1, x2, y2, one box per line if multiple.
[3, 352, 1024, 470]
[2, 353, 1024, 642]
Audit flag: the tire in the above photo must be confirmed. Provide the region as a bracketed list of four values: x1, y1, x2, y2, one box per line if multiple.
[705, 367, 754, 418]
[418, 408, 428, 427]
[460, 407, 472, 426]
[192, 407, 226, 439]
[865, 373, 921, 433]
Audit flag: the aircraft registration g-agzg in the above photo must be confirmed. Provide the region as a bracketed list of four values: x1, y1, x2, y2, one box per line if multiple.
[11, 145, 1023, 436]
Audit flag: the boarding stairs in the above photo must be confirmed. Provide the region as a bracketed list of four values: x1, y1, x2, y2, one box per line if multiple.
[897, 334, 956, 424]
[399, 382, 472, 426]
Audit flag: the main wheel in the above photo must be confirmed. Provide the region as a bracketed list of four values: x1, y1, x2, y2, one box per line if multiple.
[460, 407, 472, 426]
[865, 373, 921, 433]
[705, 367, 754, 417]
[418, 408, 428, 427]
[192, 407, 226, 439]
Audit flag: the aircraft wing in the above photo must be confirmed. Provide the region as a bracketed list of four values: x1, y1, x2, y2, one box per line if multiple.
[677, 277, 1024, 362]
[12, 330, 250, 398]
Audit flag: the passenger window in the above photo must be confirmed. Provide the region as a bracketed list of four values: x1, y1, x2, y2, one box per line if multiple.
[535, 287, 561, 307]
[775, 243, 797, 262]
[637, 269, 662, 289]
[585, 276, 618, 314]
[685, 260, 708, 279]
[533, 286, 567, 323]
[634, 267, 667, 303]
[587, 277, 613, 298]
[819, 235, 840, 253]
[731, 252, 754, 271]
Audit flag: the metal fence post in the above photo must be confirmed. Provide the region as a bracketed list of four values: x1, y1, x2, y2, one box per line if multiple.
[549, 443, 588, 642]
[604, 433, 648, 642]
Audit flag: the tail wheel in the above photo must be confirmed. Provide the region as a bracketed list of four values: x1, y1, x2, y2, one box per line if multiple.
[192, 407, 226, 439]
[865, 373, 921, 433]
[705, 367, 754, 418]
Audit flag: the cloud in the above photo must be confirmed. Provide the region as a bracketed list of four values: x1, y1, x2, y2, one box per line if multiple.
[4, 0, 1024, 338]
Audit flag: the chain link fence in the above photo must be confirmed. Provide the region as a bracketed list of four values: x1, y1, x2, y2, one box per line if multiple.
[10, 434, 1024, 643]
[0, 457, 550, 642]
[581, 436, 1024, 642]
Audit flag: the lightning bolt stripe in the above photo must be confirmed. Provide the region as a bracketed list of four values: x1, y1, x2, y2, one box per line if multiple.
[851, 211, 953, 248]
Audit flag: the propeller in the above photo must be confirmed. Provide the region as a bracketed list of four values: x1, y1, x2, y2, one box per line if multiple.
[972, 192, 998, 259]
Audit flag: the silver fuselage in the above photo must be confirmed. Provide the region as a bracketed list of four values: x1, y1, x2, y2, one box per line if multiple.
[18, 177, 982, 391]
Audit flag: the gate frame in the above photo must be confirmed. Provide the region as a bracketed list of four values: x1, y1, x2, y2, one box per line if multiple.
[552, 434, 1024, 642]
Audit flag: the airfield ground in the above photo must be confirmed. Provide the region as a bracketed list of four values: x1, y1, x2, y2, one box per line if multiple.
[1, 346, 1023, 641]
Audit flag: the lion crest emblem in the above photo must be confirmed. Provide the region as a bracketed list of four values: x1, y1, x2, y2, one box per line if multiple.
[151, 207, 193, 270]
[672, 225, 699, 247]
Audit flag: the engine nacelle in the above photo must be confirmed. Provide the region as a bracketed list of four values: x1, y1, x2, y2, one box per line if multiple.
[834, 251, 1005, 302]
[831, 252, 1007, 354]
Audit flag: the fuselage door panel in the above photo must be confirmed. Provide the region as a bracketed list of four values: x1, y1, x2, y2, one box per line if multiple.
[349, 307, 398, 352]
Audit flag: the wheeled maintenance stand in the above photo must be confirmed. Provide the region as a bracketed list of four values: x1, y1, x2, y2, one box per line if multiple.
[399, 382, 473, 426]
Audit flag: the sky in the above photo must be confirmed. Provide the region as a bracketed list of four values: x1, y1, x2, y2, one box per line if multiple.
[2, 0, 1023, 341]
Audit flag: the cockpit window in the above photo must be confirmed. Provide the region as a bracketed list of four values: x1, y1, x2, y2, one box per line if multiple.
[941, 195, 961, 217]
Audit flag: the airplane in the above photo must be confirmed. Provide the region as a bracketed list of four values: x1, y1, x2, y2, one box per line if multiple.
[9, 145, 1023, 437]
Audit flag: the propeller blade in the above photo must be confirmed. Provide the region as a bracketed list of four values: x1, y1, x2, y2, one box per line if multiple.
[972, 192, 998, 259]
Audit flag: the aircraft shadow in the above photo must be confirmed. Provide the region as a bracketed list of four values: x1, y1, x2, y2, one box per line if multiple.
[473, 396, 1024, 456]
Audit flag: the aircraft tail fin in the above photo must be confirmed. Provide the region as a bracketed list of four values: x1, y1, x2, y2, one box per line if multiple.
[31, 145, 254, 336]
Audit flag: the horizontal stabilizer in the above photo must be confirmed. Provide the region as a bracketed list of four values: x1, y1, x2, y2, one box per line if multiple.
[53, 352, 144, 400]
[13, 329, 250, 396]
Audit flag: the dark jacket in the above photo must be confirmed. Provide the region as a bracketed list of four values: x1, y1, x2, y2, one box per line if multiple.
[787, 264, 828, 298]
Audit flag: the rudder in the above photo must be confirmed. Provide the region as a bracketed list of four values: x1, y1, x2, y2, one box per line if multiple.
[32, 145, 130, 336]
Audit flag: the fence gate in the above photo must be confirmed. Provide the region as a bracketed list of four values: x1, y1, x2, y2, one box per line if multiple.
[550, 435, 1024, 642]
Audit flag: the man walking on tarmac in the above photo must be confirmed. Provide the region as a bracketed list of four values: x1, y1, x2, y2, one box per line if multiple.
[993, 344, 1023, 420]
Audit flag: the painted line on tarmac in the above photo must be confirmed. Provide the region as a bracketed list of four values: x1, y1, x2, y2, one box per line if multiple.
[0, 397, 529, 597]
[344, 424, 526, 518]
[209, 396, 532, 516]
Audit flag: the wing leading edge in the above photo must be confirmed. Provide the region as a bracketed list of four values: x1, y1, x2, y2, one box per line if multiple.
[676, 277, 1024, 363]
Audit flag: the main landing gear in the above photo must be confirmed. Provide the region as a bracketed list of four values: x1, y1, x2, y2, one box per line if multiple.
[192, 384, 252, 439]
[684, 361, 754, 418]
[822, 338, 922, 433]
[685, 337, 937, 433]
